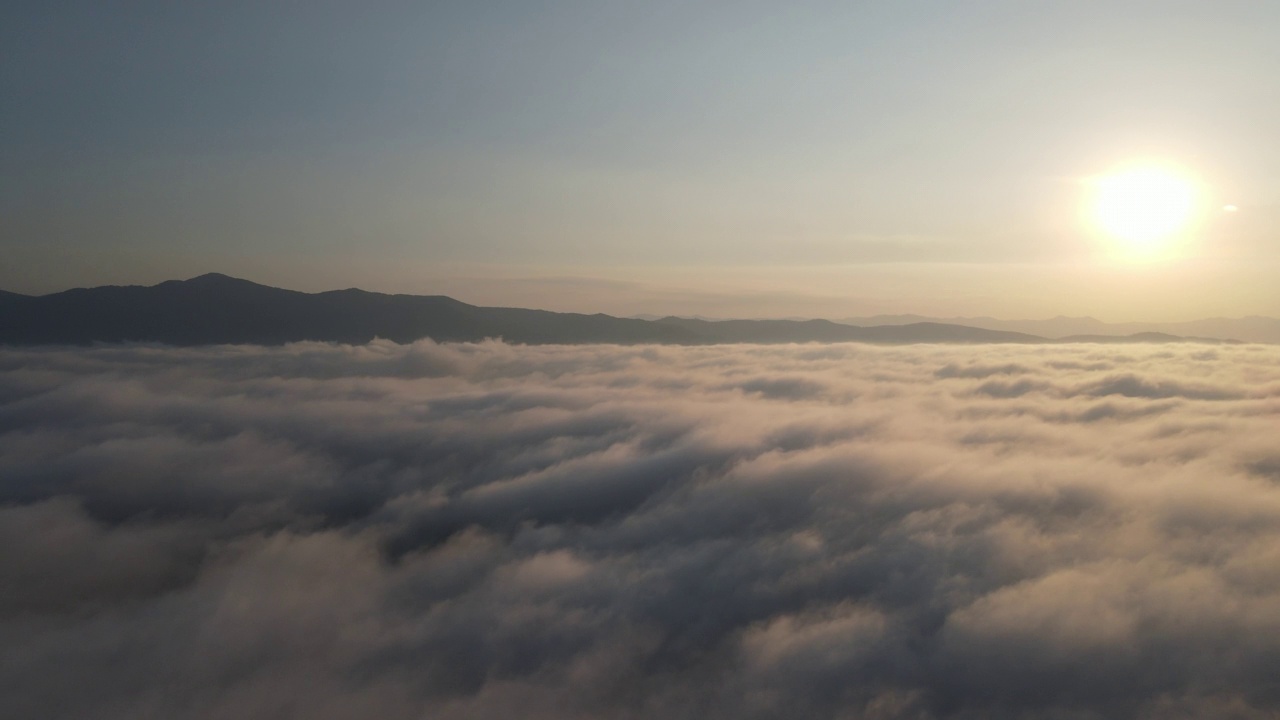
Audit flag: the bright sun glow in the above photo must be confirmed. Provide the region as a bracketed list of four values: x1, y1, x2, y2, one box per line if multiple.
[1087, 164, 1203, 260]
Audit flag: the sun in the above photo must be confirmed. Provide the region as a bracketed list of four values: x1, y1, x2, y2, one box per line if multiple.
[1086, 164, 1203, 260]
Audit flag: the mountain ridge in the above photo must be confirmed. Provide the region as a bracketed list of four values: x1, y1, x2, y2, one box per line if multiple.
[0, 274, 1255, 347]
[838, 312, 1280, 344]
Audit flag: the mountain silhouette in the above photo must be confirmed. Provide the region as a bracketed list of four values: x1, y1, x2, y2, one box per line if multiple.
[840, 312, 1278, 344]
[0, 274, 1237, 347]
[651, 317, 1044, 344]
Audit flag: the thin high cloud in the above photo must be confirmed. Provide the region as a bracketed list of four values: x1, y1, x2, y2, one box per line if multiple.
[3, 340, 1280, 719]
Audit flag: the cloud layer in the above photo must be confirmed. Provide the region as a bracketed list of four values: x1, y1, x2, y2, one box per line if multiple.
[3, 340, 1280, 719]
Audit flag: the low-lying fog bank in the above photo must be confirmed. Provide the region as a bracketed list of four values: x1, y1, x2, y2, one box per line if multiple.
[3, 340, 1279, 719]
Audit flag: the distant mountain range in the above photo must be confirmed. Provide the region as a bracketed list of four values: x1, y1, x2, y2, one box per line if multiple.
[0, 274, 1260, 347]
[837, 313, 1280, 344]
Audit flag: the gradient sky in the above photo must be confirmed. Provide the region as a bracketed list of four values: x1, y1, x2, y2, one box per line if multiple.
[3, 1, 1278, 319]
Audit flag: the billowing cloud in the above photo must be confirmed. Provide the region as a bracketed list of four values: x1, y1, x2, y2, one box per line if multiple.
[2, 339, 1280, 719]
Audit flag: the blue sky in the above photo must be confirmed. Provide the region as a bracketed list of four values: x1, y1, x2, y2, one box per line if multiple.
[3, 1, 1278, 318]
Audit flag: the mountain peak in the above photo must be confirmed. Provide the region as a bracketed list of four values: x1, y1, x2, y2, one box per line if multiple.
[183, 272, 249, 285]
[155, 273, 274, 292]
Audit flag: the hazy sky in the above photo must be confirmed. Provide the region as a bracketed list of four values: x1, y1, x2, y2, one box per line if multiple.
[3, 1, 1278, 319]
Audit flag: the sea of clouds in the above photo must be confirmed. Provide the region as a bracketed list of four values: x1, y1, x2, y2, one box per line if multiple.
[3, 339, 1280, 719]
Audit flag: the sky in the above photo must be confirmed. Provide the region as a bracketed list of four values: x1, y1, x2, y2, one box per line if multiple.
[3, 1, 1278, 320]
